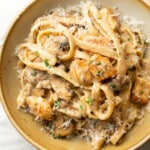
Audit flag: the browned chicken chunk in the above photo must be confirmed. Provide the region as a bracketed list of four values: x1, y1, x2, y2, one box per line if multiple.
[89, 54, 116, 82]
[70, 59, 93, 85]
[131, 77, 150, 105]
[26, 96, 53, 120]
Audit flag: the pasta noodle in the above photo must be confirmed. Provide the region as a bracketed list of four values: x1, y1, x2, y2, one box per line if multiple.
[16, 1, 150, 149]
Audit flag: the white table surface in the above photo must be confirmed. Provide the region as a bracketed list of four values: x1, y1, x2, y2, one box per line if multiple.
[0, 1, 150, 150]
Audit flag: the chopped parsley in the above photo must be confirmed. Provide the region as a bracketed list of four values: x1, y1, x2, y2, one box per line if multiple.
[144, 40, 149, 46]
[139, 90, 144, 95]
[92, 120, 97, 126]
[128, 37, 131, 41]
[79, 105, 83, 110]
[54, 101, 61, 108]
[31, 71, 36, 76]
[56, 56, 59, 60]
[35, 51, 39, 56]
[96, 62, 101, 65]
[49, 124, 54, 130]
[51, 134, 62, 139]
[44, 59, 51, 68]
[78, 12, 82, 16]
[128, 66, 135, 72]
[97, 70, 102, 76]
[126, 81, 130, 86]
[110, 83, 116, 89]
[86, 97, 92, 105]
[61, 109, 67, 115]
[22, 57, 25, 61]
[89, 60, 93, 64]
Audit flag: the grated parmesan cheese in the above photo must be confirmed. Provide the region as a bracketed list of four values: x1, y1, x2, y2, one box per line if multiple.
[122, 15, 144, 30]
[145, 38, 150, 43]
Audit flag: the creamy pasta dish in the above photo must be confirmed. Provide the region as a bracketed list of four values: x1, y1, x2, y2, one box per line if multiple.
[16, 1, 150, 149]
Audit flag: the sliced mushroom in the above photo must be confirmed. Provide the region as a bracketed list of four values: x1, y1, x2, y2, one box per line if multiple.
[109, 75, 130, 92]
[53, 114, 74, 137]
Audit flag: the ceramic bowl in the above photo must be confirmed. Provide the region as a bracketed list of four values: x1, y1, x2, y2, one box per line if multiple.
[0, 0, 150, 149]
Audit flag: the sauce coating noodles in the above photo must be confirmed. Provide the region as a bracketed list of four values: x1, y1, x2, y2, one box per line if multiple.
[16, 1, 150, 149]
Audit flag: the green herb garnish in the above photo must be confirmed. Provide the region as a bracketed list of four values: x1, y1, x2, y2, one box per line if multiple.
[96, 62, 101, 65]
[97, 70, 102, 76]
[126, 81, 130, 86]
[35, 51, 39, 56]
[44, 59, 51, 68]
[49, 124, 54, 130]
[144, 40, 149, 46]
[80, 105, 83, 110]
[110, 83, 116, 89]
[89, 60, 93, 64]
[78, 12, 82, 16]
[31, 71, 36, 76]
[128, 66, 134, 72]
[56, 56, 60, 61]
[128, 37, 131, 41]
[64, 109, 67, 114]
[22, 57, 25, 61]
[52, 134, 62, 139]
[54, 101, 61, 108]
[86, 97, 92, 105]
[139, 90, 144, 95]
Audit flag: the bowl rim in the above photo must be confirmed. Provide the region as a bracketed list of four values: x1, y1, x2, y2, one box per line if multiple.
[0, 0, 44, 149]
[0, 0, 150, 150]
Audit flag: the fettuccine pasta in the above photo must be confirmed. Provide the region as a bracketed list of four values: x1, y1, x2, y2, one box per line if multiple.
[16, 1, 150, 149]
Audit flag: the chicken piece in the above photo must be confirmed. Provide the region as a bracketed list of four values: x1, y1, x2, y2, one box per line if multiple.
[53, 114, 74, 137]
[50, 75, 73, 101]
[100, 8, 120, 31]
[70, 59, 93, 85]
[84, 36, 111, 47]
[26, 96, 53, 120]
[31, 88, 45, 97]
[89, 54, 116, 82]
[131, 77, 150, 105]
